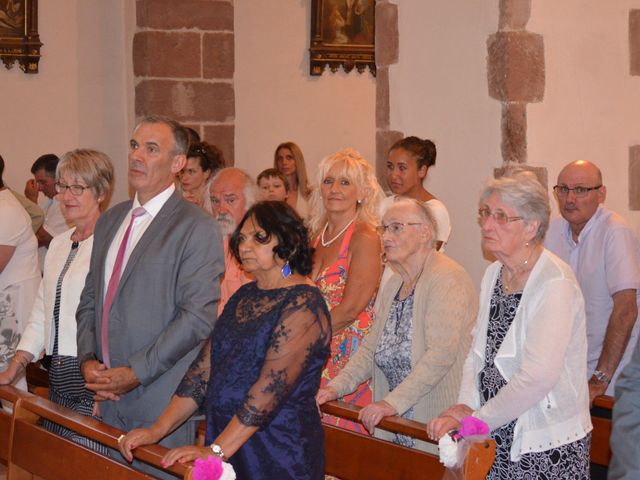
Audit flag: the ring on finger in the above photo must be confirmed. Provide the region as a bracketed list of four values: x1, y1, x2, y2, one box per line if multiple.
[118, 434, 126, 443]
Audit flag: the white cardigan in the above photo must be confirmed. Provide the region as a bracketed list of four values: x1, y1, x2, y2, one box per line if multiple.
[18, 229, 93, 358]
[458, 249, 592, 461]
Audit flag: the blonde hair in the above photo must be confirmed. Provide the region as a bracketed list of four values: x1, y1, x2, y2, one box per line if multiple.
[308, 148, 384, 234]
[57, 149, 115, 211]
[273, 142, 311, 198]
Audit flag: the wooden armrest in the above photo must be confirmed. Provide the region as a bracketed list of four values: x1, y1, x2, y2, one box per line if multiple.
[321, 400, 434, 444]
[593, 395, 614, 410]
[16, 395, 191, 478]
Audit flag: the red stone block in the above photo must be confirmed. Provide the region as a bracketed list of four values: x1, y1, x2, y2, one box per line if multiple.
[499, 0, 531, 30]
[375, 2, 398, 67]
[630, 10, 640, 76]
[203, 33, 234, 79]
[487, 31, 545, 103]
[501, 102, 527, 163]
[630, 145, 640, 210]
[133, 32, 201, 78]
[137, 0, 233, 31]
[376, 67, 390, 129]
[135, 80, 235, 123]
[203, 125, 234, 166]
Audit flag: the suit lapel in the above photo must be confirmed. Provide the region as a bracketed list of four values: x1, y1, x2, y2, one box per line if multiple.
[116, 190, 182, 292]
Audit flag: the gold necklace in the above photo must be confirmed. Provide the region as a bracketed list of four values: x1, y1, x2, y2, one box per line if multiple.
[502, 246, 537, 293]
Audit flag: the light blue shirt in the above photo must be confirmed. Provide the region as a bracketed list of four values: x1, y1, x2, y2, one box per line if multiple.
[545, 205, 640, 394]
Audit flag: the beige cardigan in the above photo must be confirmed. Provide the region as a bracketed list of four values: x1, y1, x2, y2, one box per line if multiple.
[328, 250, 478, 451]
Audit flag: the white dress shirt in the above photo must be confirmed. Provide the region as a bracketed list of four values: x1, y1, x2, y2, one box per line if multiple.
[103, 185, 175, 294]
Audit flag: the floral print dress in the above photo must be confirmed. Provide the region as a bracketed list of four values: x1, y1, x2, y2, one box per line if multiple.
[314, 223, 374, 433]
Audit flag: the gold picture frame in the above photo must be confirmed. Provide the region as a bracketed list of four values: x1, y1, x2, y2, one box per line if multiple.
[0, 0, 42, 74]
[310, 0, 375, 76]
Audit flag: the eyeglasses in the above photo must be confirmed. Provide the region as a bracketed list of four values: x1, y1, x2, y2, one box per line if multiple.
[552, 185, 601, 198]
[478, 207, 522, 225]
[376, 222, 423, 235]
[55, 182, 90, 196]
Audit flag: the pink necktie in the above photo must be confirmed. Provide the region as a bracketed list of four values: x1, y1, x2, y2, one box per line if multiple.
[101, 207, 146, 367]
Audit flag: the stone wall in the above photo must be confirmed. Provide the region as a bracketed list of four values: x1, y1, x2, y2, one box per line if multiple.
[133, 0, 235, 163]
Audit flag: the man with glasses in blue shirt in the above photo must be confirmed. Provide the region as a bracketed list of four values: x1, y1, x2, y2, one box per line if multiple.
[545, 160, 639, 405]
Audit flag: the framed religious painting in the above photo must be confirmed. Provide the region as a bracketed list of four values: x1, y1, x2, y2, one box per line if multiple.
[310, 0, 375, 76]
[0, 0, 42, 74]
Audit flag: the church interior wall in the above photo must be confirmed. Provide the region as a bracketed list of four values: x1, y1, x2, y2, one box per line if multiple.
[234, 0, 376, 181]
[0, 0, 134, 205]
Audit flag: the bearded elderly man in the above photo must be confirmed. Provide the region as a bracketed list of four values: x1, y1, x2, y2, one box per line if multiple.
[209, 167, 257, 315]
[545, 160, 640, 403]
[77, 116, 224, 478]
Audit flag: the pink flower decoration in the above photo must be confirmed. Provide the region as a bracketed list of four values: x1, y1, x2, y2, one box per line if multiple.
[193, 456, 223, 480]
[454, 416, 490, 440]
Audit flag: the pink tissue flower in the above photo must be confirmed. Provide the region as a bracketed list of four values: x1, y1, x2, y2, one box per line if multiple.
[454, 416, 490, 440]
[193, 456, 223, 480]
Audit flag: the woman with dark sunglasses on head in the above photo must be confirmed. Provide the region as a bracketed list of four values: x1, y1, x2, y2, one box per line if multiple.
[179, 141, 224, 214]
[428, 170, 592, 479]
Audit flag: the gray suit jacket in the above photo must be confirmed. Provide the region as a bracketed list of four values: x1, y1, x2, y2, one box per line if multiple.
[610, 337, 640, 479]
[76, 189, 224, 425]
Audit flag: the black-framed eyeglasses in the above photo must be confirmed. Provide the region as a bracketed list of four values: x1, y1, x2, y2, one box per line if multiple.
[552, 185, 601, 198]
[376, 222, 423, 235]
[478, 207, 522, 226]
[55, 182, 90, 196]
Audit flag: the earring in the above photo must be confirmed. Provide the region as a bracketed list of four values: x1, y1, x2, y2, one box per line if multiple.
[281, 261, 292, 279]
[357, 199, 362, 205]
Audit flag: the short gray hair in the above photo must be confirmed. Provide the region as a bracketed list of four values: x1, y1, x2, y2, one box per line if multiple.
[137, 116, 189, 156]
[479, 169, 550, 243]
[385, 196, 438, 248]
[211, 167, 259, 210]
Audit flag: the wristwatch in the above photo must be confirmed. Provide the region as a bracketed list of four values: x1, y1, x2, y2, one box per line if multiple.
[592, 370, 611, 385]
[210, 443, 226, 460]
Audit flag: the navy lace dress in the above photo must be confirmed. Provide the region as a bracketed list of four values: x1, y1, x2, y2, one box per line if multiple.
[177, 282, 331, 480]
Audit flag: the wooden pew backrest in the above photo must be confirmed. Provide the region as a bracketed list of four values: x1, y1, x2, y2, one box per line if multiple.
[6, 392, 192, 479]
[321, 400, 495, 480]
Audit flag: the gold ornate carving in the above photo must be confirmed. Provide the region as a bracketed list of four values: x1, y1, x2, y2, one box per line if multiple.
[0, 0, 42, 74]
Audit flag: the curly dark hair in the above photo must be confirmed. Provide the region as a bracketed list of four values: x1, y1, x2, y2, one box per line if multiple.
[228, 201, 314, 276]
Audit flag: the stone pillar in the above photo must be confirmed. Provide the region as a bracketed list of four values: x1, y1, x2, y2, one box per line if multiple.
[134, 0, 235, 163]
[487, 0, 544, 167]
[375, 1, 402, 190]
[629, 11, 640, 210]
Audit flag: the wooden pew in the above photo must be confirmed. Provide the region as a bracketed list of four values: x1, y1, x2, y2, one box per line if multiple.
[0, 386, 32, 466]
[0, 386, 193, 480]
[590, 394, 613, 480]
[321, 401, 495, 480]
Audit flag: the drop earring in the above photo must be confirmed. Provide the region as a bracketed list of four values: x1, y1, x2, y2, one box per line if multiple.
[281, 261, 292, 279]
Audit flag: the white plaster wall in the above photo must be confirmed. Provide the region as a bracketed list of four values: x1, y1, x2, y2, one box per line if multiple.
[0, 0, 134, 205]
[234, 1, 376, 183]
[528, 1, 640, 234]
[389, 0, 502, 285]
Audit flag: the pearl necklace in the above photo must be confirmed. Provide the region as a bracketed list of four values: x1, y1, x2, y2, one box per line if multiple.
[321, 216, 357, 247]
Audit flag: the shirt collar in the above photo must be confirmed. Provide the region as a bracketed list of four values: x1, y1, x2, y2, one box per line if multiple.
[132, 184, 175, 218]
[562, 204, 605, 246]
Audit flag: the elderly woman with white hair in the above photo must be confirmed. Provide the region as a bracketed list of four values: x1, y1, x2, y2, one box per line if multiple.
[317, 197, 477, 451]
[428, 171, 592, 479]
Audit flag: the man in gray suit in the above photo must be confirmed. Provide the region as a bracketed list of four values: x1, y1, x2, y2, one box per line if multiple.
[77, 116, 224, 476]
